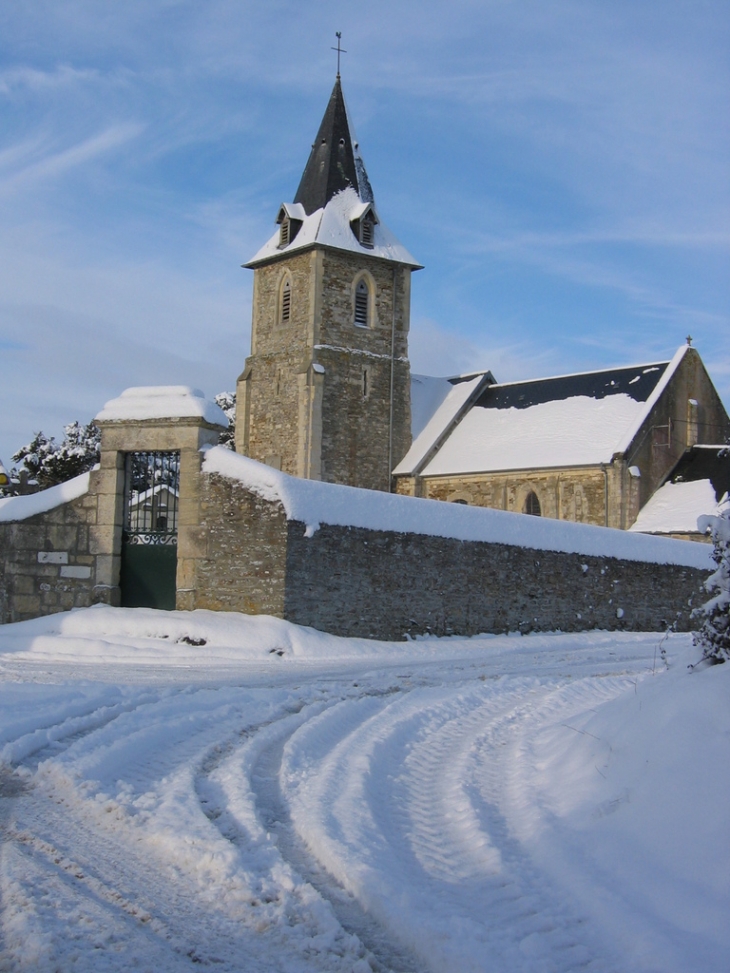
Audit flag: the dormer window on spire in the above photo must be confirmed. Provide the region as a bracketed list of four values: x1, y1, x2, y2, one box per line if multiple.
[350, 202, 378, 250]
[276, 204, 304, 250]
[360, 216, 374, 247]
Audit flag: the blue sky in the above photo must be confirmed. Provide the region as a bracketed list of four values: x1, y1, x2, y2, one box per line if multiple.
[1, 0, 728, 464]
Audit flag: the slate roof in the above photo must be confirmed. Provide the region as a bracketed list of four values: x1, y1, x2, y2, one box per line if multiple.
[663, 445, 730, 502]
[472, 361, 669, 411]
[246, 78, 420, 269]
[294, 77, 373, 216]
[394, 347, 689, 477]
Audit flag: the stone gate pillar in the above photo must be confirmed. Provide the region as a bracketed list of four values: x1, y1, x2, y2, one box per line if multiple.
[92, 387, 227, 609]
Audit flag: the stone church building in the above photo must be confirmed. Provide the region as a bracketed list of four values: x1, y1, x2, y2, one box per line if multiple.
[233, 75, 730, 533]
[0, 74, 723, 633]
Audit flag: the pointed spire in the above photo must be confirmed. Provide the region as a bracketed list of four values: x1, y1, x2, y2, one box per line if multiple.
[293, 77, 374, 216]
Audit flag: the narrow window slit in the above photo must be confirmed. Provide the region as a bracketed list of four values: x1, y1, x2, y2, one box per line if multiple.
[354, 279, 369, 327]
[281, 278, 291, 323]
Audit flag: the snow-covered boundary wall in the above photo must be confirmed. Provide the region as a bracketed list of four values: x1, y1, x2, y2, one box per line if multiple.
[193, 449, 709, 639]
[0, 473, 104, 624]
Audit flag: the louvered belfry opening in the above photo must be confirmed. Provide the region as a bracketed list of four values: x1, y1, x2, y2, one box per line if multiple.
[279, 219, 290, 248]
[354, 278, 369, 327]
[281, 277, 292, 323]
[360, 217, 374, 247]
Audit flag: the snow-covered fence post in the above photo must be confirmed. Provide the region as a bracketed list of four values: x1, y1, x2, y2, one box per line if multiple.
[693, 508, 730, 664]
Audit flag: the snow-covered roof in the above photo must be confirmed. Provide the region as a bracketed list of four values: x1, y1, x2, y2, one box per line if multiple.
[246, 187, 421, 269]
[277, 202, 307, 222]
[129, 483, 179, 506]
[247, 77, 419, 269]
[95, 387, 228, 426]
[395, 374, 492, 475]
[0, 470, 91, 523]
[629, 480, 728, 535]
[410, 375, 457, 439]
[407, 347, 688, 477]
[202, 446, 711, 569]
[629, 444, 730, 535]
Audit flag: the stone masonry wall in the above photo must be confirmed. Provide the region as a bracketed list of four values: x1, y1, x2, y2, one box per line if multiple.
[316, 250, 412, 490]
[187, 473, 289, 617]
[624, 347, 730, 510]
[283, 521, 705, 640]
[186, 471, 705, 641]
[237, 252, 314, 474]
[413, 468, 612, 527]
[0, 492, 106, 624]
[238, 246, 413, 490]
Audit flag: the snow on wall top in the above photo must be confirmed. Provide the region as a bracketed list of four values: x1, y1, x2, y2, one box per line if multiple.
[202, 446, 712, 569]
[629, 479, 729, 535]
[0, 471, 91, 523]
[95, 386, 228, 426]
[246, 187, 421, 268]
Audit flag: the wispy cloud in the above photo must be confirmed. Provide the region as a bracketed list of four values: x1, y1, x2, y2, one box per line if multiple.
[0, 64, 101, 95]
[0, 123, 144, 194]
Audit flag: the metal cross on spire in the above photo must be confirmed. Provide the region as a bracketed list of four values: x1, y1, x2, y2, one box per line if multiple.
[331, 31, 347, 77]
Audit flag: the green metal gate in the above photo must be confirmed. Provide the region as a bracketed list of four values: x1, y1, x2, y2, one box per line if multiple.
[120, 451, 180, 610]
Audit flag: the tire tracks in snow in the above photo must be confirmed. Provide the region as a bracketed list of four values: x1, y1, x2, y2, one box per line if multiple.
[279, 681, 622, 973]
[195, 696, 421, 973]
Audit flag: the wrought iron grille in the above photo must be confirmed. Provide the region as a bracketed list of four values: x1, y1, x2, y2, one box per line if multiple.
[123, 451, 180, 546]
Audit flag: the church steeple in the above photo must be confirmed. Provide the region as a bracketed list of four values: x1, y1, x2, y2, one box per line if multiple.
[293, 77, 373, 215]
[237, 76, 418, 491]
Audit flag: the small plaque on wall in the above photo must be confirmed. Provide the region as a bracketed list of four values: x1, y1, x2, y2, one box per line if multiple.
[38, 552, 69, 564]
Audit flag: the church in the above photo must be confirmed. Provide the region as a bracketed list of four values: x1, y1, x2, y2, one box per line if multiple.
[0, 72, 718, 632]
[232, 74, 730, 535]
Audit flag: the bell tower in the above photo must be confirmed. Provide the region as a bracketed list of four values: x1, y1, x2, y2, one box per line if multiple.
[235, 76, 421, 492]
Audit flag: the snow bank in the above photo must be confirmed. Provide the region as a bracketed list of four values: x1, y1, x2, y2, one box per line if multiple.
[0, 470, 90, 523]
[630, 478, 727, 534]
[247, 187, 421, 268]
[520, 645, 730, 970]
[95, 386, 227, 426]
[202, 446, 712, 568]
[0, 604, 489, 666]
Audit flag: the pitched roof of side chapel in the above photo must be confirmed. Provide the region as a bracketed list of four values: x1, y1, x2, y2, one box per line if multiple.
[394, 345, 691, 477]
[246, 78, 421, 269]
[629, 444, 730, 535]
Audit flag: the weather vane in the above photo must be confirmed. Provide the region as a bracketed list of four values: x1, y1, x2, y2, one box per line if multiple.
[332, 31, 347, 77]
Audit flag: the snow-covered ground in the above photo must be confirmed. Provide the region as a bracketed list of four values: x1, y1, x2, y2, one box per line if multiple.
[0, 607, 727, 972]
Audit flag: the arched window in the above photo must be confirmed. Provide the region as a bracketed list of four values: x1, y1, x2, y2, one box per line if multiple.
[354, 278, 370, 327]
[524, 491, 541, 516]
[279, 275, 292, 325]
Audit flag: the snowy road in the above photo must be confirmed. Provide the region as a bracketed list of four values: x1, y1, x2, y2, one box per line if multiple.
[0, 607, 728, 972]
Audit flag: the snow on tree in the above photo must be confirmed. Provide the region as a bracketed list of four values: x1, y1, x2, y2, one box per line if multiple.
[694, 505, 730, 664]
[215, 392, 236, 449]
[11, 422, 101, 490]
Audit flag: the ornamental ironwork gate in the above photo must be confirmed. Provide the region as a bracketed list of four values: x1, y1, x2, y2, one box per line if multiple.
[119, 451, 180, 610]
